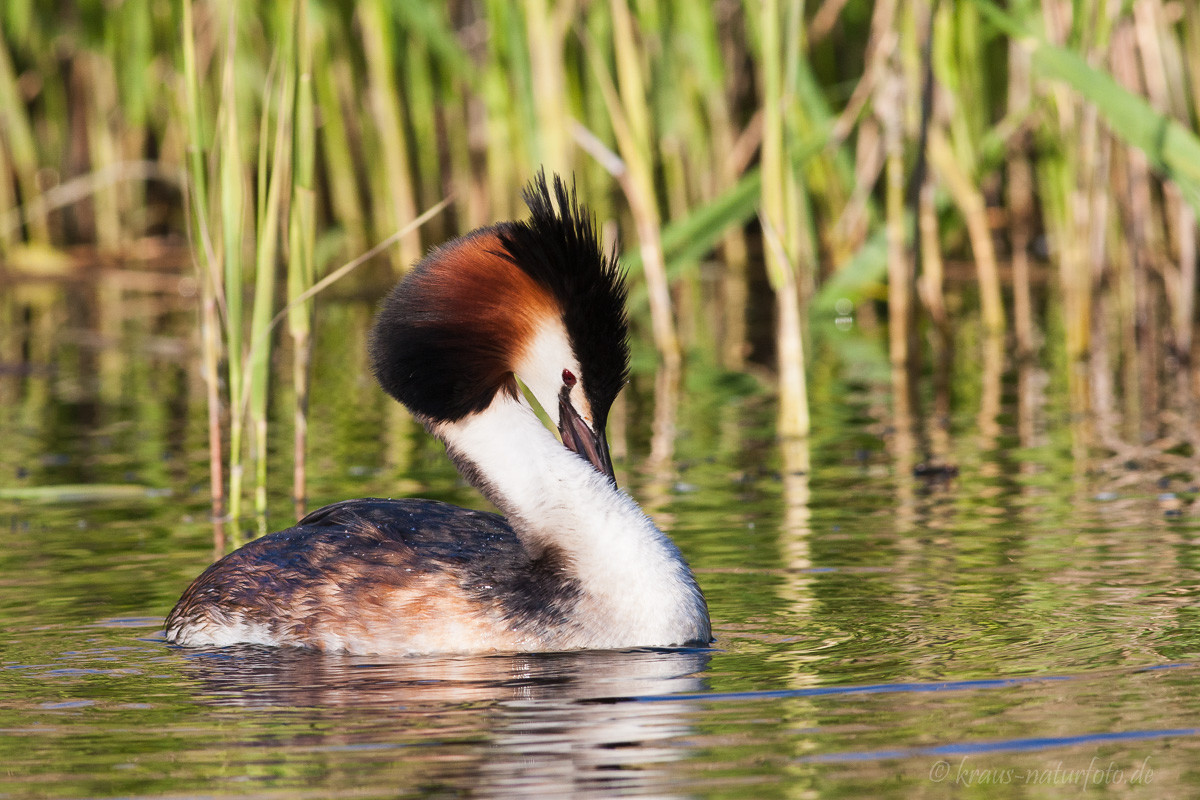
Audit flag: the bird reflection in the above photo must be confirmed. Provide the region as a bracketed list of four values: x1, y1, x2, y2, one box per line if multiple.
[175, 646, 709, 797]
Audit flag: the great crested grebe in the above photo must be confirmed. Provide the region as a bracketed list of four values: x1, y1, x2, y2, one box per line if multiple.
[166, 174, 711, 656]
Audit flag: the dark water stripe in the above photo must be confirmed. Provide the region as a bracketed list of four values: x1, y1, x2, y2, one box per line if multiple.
[623, 660, 1198, 705]
[796, 727, 1200, 763]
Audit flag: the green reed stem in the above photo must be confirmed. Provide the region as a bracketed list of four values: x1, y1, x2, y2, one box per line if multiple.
[312, 38, 367, 257]
[360, 0, 421, 271]
[289, 0, 316, 516]
[249, 55, 294, 518]
[0, 31, 48, 243]
[522, 0, 571, 173]
[217, 4, 246, 533]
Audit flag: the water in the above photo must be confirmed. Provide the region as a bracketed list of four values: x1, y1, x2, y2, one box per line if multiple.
[4, 273, 1200, 797]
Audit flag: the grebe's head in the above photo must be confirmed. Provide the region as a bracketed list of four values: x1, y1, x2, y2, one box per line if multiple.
[369, 172, 629, 480]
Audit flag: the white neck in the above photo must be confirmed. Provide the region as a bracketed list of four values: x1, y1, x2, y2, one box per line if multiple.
[431, 393, 710, 649]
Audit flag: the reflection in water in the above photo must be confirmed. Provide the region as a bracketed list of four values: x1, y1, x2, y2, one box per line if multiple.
[642, 361, 681, 521]
[778, 436, 819, 712]
[177, 646, 709, 798]
[10, 265, 1200, 797]
[179, 645, 709, 707]
[778, 435, 813, 617]
[977, 334, 1003, 455]
[889, 362, 919, 533]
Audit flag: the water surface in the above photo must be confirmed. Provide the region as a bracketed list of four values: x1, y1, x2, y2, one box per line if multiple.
[3, 274, 1199, 797]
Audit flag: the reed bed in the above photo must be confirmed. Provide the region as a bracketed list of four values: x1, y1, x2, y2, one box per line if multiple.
[2, 0, 1199, 529]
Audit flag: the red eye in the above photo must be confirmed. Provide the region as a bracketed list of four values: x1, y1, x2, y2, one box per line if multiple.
[562, 369, 577, 387]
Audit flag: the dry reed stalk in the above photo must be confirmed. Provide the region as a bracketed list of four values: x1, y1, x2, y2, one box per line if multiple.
[1181, 18, 1200, 410]
[718, 226, 751, 370]
[1111, 23, 1157, 431]
[834, 116, 881, 263]
[181, 0, 226, 534]
[917, 176, 948, 349]
[773, 268, 809, 440]
[671, 0, 751, 367]
[708, 96, 752, 371]
[910, 0, 940, 386]
[828, 0, 896, 149]
[823, 0, 896, 268]
[1172, 200, 1198, 367]
[1186, 2, 1200, 117]
[928, 127, 1004, 337]
[1088, 129, 1119, 420]
[760, 0, 811, 439]
[1006, 33, 1037, 360]
[1106, 168, 1141, 435]
[877, 68, 910, 372]
[578, 15, 682, 370]
[79, 53, 123, 252]
[1133, 0, 1197, 366]
[609, 2, 681, 371]
[628, 192, 680, 369]
[573, 118, 680, 369]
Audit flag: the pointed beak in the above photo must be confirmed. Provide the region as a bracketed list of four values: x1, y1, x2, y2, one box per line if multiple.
[558, 390, 615, 482]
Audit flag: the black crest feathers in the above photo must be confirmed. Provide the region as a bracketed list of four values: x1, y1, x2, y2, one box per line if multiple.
[499, 173, 630, 427]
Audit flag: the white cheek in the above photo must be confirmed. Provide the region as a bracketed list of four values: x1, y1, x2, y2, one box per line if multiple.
[514, 318, 580, 425]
